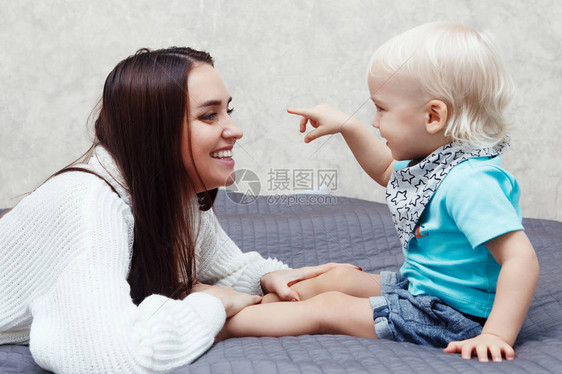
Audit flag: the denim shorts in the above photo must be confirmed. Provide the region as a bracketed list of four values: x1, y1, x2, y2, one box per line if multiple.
[369, 271, 486, 348]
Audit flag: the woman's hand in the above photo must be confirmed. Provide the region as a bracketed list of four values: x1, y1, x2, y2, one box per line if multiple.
[287, 105, 359, 143]
[444, 333, 515, 362]
[192, 283, 262, 318]
[260, 263, 362, 301]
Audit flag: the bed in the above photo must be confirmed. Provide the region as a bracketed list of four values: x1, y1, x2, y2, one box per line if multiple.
[1, 190, 561, 373]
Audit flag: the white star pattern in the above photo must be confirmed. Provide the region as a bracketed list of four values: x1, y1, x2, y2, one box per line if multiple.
[397, 205, 410, 221]
[401, 170, 415, 183]
[390, 190, 407, 204]
[385, 138, 510, 249]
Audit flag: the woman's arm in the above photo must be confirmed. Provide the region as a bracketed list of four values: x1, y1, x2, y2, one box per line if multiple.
[27, 175, 230, 373]
[196, 209, 364, 300]
[195, 209, 288, 295]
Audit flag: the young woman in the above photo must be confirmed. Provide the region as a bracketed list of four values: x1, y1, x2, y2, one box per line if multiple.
[0, 47, 355, 373]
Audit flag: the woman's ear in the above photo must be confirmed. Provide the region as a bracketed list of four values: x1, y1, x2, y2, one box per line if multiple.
[425, 100, 448, 134]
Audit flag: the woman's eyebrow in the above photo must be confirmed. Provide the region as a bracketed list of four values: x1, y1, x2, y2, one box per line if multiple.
[197, 97, 232, 108]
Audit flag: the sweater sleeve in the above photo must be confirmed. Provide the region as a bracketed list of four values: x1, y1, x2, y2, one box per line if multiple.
[27, 174, 226, 373]
[195, 209, 288, 295]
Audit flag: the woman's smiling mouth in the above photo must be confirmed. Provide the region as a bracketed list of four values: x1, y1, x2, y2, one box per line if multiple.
[210, 149, 233, 160]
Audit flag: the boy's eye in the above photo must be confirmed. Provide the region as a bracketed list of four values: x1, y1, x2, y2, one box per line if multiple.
[375, 104, 385, 112]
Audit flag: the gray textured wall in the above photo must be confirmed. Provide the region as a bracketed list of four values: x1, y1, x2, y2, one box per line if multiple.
[1, 0, 561, 221]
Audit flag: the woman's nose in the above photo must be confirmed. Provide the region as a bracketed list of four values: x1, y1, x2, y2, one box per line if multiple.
[222, 118, 243, 140]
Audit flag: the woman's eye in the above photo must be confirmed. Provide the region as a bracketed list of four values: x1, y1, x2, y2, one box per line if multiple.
[200, 112, 217, 121]
[200, 107, 234, 121]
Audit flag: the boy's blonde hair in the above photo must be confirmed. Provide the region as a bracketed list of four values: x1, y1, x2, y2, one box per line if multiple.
[369, 22, 513, 147]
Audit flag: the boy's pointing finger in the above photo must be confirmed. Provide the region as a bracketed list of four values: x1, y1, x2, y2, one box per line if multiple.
[288, 107, 315, 133]
[299, 116, 308, 133]
[287, 107, 312, 117]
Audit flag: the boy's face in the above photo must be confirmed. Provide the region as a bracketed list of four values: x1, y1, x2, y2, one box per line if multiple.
[368, 65, 440, 161]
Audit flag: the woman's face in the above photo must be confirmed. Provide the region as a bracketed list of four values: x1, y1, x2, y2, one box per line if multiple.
[183, 63, 243, 193]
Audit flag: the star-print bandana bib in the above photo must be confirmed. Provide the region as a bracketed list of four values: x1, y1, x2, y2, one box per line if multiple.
[385, 137, 510, 250]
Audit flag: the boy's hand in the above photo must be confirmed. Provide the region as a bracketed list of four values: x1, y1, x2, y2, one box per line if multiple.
[444, 333, 515, 362]
[287, 105, 358, 143]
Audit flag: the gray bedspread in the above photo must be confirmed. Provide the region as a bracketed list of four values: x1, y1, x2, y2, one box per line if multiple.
[1, 191, 561, 373]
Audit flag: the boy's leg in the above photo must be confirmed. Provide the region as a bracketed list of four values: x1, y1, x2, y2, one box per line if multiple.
[225, 291, 377, 339]
[263, 267, 381, 303]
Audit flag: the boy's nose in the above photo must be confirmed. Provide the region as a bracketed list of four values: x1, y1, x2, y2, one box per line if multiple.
[371, 118, 379, 129]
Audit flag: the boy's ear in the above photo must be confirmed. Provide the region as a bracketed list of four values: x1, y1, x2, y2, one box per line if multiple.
[425, 100, 448, 134]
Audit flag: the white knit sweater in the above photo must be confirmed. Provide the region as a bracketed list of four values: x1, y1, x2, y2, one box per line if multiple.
[0, 146, 287, 373]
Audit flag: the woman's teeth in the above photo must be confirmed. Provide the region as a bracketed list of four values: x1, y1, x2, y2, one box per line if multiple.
[210, 150, 233, 159]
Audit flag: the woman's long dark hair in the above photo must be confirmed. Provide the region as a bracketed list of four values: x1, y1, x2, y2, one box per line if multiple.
[90, 47, 217, 304]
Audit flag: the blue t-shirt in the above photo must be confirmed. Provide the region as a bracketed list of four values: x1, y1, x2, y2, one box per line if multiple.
[395, 155, 523, 318]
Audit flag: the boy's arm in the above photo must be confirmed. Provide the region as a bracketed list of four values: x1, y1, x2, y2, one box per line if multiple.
[444, 230, 539, 362]
[340, 120, 395, 187]
[288, 105, 394, 186]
